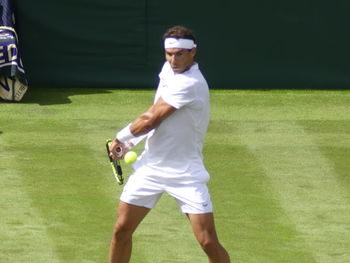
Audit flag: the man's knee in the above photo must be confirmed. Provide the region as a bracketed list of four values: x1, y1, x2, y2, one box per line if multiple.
[111, 221, 133, 244]
[196, 231, 220, 252]
[197, 234, 231, 262]
[200, 239, 218, 253]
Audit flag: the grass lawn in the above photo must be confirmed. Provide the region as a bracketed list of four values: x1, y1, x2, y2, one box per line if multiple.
[1, 88, 349, 263]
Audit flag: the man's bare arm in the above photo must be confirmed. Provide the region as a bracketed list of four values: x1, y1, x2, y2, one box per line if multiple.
[110, 97, 176, 159]
[130, 96, 176, 136]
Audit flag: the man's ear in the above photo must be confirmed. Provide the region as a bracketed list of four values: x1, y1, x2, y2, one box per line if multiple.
[190, 48, 197, 58]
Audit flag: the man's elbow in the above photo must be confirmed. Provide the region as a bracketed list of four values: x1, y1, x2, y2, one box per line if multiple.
[131, 112, 159, 135]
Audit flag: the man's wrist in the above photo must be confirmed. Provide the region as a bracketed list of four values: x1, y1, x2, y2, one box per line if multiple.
[116, 123, 136, 143]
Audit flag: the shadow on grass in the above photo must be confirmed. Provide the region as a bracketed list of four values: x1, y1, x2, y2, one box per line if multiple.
[5, 86, 152, 106]
[22, 87, 112, 105]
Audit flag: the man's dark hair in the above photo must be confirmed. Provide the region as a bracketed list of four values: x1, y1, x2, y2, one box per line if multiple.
[163, 25, 196, 43]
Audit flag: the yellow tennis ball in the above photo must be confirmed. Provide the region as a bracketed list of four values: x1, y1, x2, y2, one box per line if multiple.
[124, 151, 138, 164]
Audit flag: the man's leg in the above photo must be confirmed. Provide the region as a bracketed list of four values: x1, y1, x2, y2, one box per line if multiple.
[187, 213, 231, 263]
[109, 201, 150, 263]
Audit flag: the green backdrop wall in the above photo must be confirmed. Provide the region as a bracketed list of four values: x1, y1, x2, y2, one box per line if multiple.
[14, 0, 350, 89]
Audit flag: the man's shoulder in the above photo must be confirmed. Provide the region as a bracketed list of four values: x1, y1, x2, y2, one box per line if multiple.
[182, 64, 208, 88]
[159, 61, 172, 76]
[159, 62, 208, 90]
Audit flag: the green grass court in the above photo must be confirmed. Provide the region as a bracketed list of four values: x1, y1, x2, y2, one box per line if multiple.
[1, 88, 349, 263]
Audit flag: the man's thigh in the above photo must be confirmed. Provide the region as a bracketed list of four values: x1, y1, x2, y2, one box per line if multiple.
[115, 201, 151, 233]
[187, 213, 219, 241]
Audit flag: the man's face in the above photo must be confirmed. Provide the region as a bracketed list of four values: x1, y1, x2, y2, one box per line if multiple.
[165, 48, 196, 74]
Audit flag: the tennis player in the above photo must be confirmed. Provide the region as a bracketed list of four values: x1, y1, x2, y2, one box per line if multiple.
[109, 25, 231, 263]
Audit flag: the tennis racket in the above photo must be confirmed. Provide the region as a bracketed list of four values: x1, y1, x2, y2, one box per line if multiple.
[106, 139, 123, 185]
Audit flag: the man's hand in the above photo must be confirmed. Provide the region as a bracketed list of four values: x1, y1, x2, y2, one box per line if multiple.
[109, 138, 129, 160]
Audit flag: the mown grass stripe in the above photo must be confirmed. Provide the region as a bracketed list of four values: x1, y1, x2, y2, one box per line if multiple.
[237, 120, 350, 263]
[0, 139, 61, 263]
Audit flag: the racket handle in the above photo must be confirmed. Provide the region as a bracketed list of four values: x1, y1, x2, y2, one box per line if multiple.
[116, 163, 123, 175]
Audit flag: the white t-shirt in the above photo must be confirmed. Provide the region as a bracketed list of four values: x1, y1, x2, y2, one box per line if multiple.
[135, 61, 210, 180]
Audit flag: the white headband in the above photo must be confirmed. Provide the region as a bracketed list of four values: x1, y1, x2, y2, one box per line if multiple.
[164, 38, 197, 49]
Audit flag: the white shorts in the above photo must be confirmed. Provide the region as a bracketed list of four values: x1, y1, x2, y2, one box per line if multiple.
[120, 168, 213, 214]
